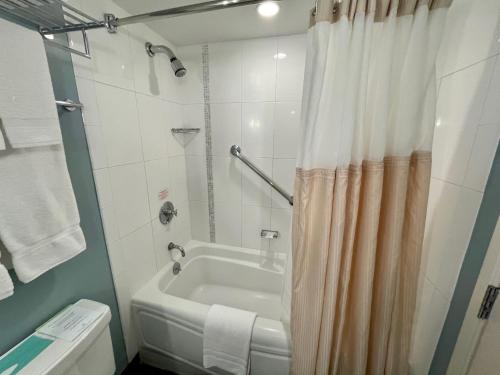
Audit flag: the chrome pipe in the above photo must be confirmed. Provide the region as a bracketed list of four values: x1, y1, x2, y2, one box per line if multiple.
[145, 42, 187, 77]
[110, 0, 282, 29]
[230, 145, 293, 206]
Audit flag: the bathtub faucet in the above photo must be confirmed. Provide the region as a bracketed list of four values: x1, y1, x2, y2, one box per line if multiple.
[168, 242, 185, 257]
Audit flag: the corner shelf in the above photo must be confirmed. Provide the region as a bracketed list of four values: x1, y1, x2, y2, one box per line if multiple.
[171, 128, 200, 134]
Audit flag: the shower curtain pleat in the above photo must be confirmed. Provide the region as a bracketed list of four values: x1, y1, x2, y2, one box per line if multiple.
[290, 1, 451, 372]
[292, 154, 431, 374]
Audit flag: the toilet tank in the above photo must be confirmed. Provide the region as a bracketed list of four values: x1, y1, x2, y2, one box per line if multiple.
[0, 300, 116, 375]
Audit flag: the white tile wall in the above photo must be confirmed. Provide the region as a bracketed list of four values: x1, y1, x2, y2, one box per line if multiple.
[276, 34, 307, 102]
[136, 94, 169, 161]
[432, 58, 495, 185]
[209, 42, 243, 103]
[242, 102, 275, 158]
[182, 104, 205, 156]
[94, 83, 143, 167]
[411, 1, 500, 373]
[108, 163, 150, 237]
[211, 103, 242, 157]
[274, 102, 301, 158]
[410, 279, 451, 375]
[70, 0, 191, 362]
[436, 0, 500, 77]
[180, 35, 306, 256]
[423, 179, 482, 300]
[242, 38, 278, 102]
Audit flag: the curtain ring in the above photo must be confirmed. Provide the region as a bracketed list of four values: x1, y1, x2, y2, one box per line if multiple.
[312, 0, 318, 17]
[332, 0, 340, 14]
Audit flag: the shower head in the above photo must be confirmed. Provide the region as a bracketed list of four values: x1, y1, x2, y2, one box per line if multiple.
[145, 42, 187, 78]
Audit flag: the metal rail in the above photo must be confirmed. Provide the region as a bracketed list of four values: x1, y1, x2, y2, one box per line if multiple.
[0, 0, 281, 58]
[108, 0, 281, 30]
[230, 145, 293, 206]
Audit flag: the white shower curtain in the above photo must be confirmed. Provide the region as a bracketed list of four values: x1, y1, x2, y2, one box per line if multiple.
[290, 0, 451, 374]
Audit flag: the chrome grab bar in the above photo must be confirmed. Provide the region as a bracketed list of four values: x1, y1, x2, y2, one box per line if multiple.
[230, 145, 293, 206]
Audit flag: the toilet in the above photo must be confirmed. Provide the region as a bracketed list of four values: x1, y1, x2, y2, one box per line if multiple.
[0, 299, 115, 375]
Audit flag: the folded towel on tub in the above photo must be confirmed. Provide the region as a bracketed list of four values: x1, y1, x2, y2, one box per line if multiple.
[203, 304, 257, 375]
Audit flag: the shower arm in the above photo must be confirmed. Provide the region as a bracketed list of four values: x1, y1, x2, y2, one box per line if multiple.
[231, 145, 293, 206]
[147, 44, 176, 60]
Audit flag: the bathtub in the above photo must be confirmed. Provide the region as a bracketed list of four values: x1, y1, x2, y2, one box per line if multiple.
[131, 240, 292, 375]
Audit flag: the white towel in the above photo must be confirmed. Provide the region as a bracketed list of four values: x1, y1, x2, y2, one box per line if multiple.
[0, 145, 86, 283]
[0, 18, 85, 283]
[0, 19, 61, 150]
[0, 250, 14, 301]
[203, 304, 257, 375]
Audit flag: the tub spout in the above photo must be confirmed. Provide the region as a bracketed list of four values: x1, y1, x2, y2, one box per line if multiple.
[168, 242, 185, 257]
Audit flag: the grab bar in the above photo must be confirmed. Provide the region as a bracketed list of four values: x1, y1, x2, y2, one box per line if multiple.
[230, 145, 293, 206]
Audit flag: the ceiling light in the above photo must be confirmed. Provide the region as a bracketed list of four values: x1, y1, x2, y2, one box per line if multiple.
[257, 1, 280, 18]
[274, 52, 287, 60]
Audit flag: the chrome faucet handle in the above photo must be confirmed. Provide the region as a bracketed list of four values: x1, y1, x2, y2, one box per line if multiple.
[159, 201, 178, 225]
[168, 242, 185, 257]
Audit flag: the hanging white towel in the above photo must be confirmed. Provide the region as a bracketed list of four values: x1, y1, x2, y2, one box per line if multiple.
[0, 19, 61, 150]
[0, 250, 14, 301]
[0, 18, 85, 283]
[203, 304, 257, 375]
[0, 145, 86, 283]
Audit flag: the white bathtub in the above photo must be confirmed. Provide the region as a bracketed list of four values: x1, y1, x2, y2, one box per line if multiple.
[131, 240, 292, 375]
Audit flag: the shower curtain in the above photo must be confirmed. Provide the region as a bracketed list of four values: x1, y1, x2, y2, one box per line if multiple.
[291, 0, 451, 374]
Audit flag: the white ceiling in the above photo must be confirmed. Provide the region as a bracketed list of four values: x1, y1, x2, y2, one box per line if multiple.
[115, 0, 313, 46]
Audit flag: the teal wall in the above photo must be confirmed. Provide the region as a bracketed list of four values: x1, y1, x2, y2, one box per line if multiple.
[0, 18, 128, 374]
[429, 142, 500, 374]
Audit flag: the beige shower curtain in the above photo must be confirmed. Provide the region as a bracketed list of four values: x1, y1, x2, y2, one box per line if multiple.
[290, 1, 452, 374]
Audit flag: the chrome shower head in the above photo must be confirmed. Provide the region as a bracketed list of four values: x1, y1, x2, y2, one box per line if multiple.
[145, 42, 187, 78]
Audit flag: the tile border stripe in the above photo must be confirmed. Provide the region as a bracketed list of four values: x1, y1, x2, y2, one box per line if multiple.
[202, 44, 216, 242]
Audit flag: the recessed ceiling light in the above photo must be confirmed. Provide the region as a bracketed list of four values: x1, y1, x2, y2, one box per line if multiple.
[274, 52, 287, 60]
[257, 1, 280, 18]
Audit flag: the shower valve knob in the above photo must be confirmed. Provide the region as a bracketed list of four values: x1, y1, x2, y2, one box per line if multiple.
[159, 201, 177, 225]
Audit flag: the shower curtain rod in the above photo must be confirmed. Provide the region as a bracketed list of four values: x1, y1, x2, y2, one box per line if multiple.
[0, 0, 281, 58]
[33, 0, 282, 35]
[106, 0, 283, 31]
